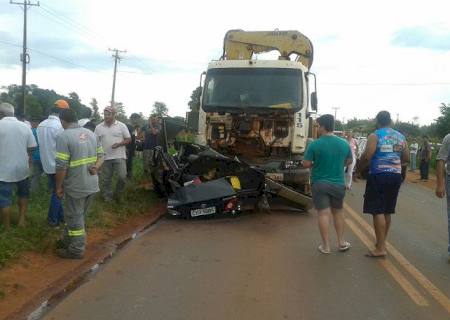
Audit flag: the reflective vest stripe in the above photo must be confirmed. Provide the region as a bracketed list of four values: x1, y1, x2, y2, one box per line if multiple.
[68, 229, 85, 237]
[69, 157, 97, 168]
[56, 152, 70, 161]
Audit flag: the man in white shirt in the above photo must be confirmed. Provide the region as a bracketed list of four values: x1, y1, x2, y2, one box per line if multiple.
[0, 103, 37, 229]
[409, 141, 419, 172]
[37, 99, 69, 226]
[94, 106, 131, 201]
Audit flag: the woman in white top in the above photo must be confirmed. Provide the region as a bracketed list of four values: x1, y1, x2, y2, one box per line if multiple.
[345, 131, 358, 189]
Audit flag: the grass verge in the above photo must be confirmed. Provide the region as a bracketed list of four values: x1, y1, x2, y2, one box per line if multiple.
[0, 156, 158, 268]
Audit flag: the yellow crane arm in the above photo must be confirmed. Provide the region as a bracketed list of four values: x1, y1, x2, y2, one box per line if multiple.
[222, 30, 314, 69]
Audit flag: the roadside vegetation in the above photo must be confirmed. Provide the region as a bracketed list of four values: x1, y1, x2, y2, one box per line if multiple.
[0, 158, 158, 268]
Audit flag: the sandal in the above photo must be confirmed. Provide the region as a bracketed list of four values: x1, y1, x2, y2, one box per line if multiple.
[318, 245, 331, 254]
[365, 251, 387, 258]
[339, 241, 351, 252]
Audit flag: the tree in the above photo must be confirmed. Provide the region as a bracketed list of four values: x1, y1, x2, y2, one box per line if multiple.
[334, 120, 344, 131]
[435, 103, 450, 139]
[346, 117, 375, 135]
[420, 123, 438, 139]
[188, 86, 202, 112]
[392, 121, 421, 138]
[1, 84, 91, 119]
[151, 101, 168, 117]
[67, 91, 91, 118]
[90, 98, 102, 123]
[114, 102, 128, 123]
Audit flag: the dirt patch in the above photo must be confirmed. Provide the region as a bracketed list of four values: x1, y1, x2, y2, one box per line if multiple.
[0, 202, 166, 320]
[405, 170, 436, 191]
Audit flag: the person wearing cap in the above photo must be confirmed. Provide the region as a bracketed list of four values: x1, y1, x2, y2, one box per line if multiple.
[0, 102, 37, 229]
[94, 106, 131, 201]
[55, 109, 105, 259]
[37, 99, 69, 226]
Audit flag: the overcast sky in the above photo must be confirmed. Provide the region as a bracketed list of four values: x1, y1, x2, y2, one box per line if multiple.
[1, 0, 449, 125]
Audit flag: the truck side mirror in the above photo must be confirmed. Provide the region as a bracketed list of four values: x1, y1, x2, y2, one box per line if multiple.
[199, 71, 206, 88]
[306, 71, 318, 112]
[311, 92, 318, 111]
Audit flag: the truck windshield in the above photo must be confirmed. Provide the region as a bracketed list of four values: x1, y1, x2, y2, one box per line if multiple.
[202, 68, 302, 112]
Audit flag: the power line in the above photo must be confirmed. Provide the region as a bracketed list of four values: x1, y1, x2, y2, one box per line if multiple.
[118, 70, 153, 75]
[30, 4, 158, 75]
[0, 39, 109, 75]
[40, 3, 107, 42]
[0, 39, 22, 48]
[33, 7, 105, 44]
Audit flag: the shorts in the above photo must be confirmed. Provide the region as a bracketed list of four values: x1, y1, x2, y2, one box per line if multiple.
[363, 173, 402, 214]
[312, 182, 346, 210]
[0, 179, 30, 208]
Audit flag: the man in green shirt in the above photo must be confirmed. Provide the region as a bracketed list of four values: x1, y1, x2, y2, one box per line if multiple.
[303, 114, 353, 254]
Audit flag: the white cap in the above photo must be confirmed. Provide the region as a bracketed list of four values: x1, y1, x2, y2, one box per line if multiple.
[78, 118, 90, 127]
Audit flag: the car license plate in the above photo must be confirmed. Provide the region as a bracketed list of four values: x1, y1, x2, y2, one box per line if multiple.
[266, 173, 284, 181]
[191, 206, 216, 217]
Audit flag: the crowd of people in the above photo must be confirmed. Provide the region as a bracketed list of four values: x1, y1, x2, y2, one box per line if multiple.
[1, 102, 449, 263]
[304, 111, 450, 263]
[0, 100, 160, 259]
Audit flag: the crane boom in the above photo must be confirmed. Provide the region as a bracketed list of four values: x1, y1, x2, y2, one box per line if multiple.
[222, 30, 314, 70]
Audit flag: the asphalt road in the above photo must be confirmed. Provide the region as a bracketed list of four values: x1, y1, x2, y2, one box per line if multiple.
[43, 180, 450, 320]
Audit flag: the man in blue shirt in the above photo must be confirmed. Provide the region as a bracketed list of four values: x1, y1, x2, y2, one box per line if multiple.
[359, 111, 409, 258]
[304, 114, 353, 254]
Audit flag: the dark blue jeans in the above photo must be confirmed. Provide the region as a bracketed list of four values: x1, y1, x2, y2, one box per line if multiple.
[420, 160, 429, 180]
[47, 174, 64, 226]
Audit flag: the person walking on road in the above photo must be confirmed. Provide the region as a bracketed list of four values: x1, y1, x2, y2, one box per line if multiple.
[419, 136, 432, 181]
[345, 131, 358, 189]
[409, 140, 418, 172]
[434, 132, 450, 263]
[358, 111, 409, 258]
[37, 99, 69, 226]
[303, 114, 353, 254]
[55, 109, 104, 259]
[94, 106, 131, 202]
[141, 115, 161, 177]
[0, 103, 37, 229]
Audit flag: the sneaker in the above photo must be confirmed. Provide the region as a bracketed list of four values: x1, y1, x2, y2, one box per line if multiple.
[56, 248, 84, 260]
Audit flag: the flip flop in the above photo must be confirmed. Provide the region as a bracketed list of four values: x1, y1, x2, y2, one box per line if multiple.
[318, 245, 331, 254]
[339, 241, 351, 252]
[365, 251, 387, 258]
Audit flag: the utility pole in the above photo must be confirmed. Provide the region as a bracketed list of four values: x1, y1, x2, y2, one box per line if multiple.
[109, 48, 126, 107]
[332, 107, 340, 120]
[10, 0, 40, 119]
[331, 107, 340, 131]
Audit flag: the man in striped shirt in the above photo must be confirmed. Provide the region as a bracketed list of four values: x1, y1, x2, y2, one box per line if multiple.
[55, 109, 105, 259]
